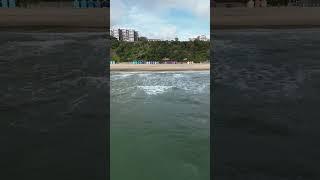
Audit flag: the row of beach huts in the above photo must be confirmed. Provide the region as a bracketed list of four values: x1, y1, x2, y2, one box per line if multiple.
[0, 0, 16, 8]
[0, 0, 109, 8]
[73, 0, 109, 8]
[110, 60, 195, 65]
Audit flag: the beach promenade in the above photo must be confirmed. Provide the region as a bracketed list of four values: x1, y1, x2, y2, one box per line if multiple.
[110, 63, 210, 71]
[213, 7, 320, 29]
[1, 7, 320, 31]
[0, 8, 108, 32]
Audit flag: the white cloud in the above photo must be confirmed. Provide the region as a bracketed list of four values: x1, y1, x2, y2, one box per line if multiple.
[111, 0, 209, 41]
[110, 0, 126, 25]
[126, 0, 210, 19]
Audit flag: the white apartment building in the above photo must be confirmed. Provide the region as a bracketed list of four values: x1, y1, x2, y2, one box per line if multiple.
[110, 29, 120, 40]
[110, 28, 139, 42]
[120, 29, 129, 41]
[128, 29, 135, 42]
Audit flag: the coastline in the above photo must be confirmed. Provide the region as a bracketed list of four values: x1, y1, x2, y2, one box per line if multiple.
[1, 7, 320, 31]
[110, 64, 210, 72]
[212, 7, 320, 29]
[0, 8, 108, 32]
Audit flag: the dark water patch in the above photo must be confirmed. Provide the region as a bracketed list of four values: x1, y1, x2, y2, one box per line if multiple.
[0, 32, 108, 179]
[213, 29, 320, 179]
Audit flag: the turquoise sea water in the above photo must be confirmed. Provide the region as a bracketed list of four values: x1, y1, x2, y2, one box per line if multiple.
[111, 71, 210, 180]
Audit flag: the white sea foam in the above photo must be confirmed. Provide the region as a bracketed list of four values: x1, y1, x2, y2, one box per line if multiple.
[137, 73, 152, 77]
[137, 85, 173, 95]
[173, 73, 184, 78]
[111, 72, 209, 98]
[111, 73, 134, 80]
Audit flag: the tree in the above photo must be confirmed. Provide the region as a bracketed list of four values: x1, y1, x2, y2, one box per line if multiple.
[139, 37, 148, 41]
[112, 54, 121, 63]
[111, 40, 209, 63]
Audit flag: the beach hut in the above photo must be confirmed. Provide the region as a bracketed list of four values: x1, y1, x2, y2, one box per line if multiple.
[187, 61, 194, 64]
[162, 57, 170, 64]
[88, 0, 94, 7]
[165, 59, 178, 64]
[133, 60, 140, 64]
[73, 0, 80, 8]
[183, 58, 188, 64]
[101, 0, 109, 7]
[1, 0, 8, 8]
[214, 0, 248, 7]
[8, 0, 15, 7]
[146, 60, 156, 64]
[80, 0, 87, 8]
[96, 0, 101, 7]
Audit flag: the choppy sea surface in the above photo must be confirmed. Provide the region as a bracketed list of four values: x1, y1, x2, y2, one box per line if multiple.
[213, 29, 320, 179]
[111, 71, 210, 180]
[0, 32, 108, 179]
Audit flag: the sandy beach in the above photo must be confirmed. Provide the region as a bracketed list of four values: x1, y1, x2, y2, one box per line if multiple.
[110, 64, 210, 71]
[213, 7, 320, 29]
[0, 7, 320, 31]
[0, 8, 108, 32]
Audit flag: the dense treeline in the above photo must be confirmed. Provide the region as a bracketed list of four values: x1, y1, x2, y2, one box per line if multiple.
[111, 37, 210, 63]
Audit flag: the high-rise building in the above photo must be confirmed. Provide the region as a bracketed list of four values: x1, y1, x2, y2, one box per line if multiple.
[110, 28, 139, 42]
[120, 29, 128, 41]
[128, 29, 135, 42]
[134, 31, 139, 41]
[110, 29, 120, 40]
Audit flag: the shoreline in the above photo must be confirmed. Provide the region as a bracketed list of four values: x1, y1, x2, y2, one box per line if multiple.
[213, 25, 320, 30]
[1, 7, 320, 31]
[0, 26, 107, 32]
[212, 7, 320, 29]
[0, 8, 108, 32]
[110, 64, 210, 72]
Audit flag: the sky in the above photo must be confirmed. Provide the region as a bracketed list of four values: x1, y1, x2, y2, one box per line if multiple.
[111, 0, 210, 41]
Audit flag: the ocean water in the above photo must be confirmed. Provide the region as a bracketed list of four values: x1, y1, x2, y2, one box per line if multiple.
[111, 71, 210, 180]
[0, 32, 108, 179]
[213, 29, 320, 179]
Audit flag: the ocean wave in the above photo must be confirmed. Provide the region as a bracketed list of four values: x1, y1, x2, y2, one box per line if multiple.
[111, 73, 134, 80]
[111, 72, 209, 98]
[173, 73, 184, 78]
[137, 85, 173, 95]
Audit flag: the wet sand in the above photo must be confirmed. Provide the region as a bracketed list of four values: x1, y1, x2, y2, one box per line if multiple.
[110, 64, 210, 71]
[213, 7, 320, 29]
